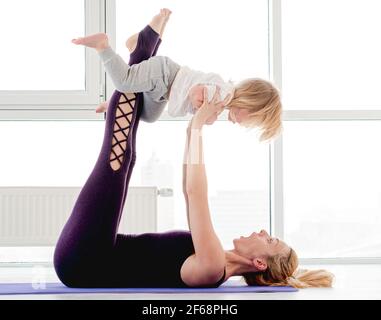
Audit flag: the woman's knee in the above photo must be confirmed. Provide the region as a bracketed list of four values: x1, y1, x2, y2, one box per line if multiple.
[53, 255, 92, 287]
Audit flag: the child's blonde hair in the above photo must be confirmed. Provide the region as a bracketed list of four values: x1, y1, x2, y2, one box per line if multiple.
[227, 78, 283, 141]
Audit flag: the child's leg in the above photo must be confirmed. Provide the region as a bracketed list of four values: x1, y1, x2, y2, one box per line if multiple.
[95, 26, 164, 117]
[140, 92, 167, 123]
[125, 26, 167, 124]
[54, 90, 141, 287]
[97, 8, 170, 117]
[129, 27, 168, 123]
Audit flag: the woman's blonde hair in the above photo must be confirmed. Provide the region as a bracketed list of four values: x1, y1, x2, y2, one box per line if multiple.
[242, 248, 334, 289]
[227, 78, 282, 141]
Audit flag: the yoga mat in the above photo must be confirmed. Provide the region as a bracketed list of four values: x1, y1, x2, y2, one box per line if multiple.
[0, 281, 297, 295]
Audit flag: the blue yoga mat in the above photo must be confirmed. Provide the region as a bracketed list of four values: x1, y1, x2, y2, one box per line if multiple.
[0, 282, 297, 295]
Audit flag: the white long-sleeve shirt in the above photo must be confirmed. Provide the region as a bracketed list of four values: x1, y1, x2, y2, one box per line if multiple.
[168, 66, 234, 117]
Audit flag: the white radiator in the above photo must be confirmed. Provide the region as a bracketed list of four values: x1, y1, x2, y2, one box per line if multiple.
[0, 186, 157, 246]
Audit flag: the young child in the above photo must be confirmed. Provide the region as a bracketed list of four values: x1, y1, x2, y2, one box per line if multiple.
[72, 9, 282, 141]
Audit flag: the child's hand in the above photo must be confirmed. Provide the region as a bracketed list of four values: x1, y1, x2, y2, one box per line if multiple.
[192, 87, 224, 128]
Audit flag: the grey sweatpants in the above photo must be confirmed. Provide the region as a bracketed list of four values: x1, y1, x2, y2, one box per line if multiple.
[99, 47, 181, 122]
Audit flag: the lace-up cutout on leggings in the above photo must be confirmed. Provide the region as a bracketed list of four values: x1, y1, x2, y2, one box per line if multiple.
[110, 93, 136, 171]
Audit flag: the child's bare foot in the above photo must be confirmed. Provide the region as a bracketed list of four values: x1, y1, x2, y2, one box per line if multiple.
[125, 8, 172, 53]
[72, 33, 110, 52]
[96, 101, 109, 113]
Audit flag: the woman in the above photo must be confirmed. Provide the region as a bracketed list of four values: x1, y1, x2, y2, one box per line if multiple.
[54, 9, 333, 288]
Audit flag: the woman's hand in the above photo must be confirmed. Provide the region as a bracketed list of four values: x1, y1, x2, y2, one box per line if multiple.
[191, 87, 225, 129]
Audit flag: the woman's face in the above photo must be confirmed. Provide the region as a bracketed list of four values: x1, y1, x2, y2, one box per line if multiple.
[233, 229, 288, 260]
[228, 107, 250, 124]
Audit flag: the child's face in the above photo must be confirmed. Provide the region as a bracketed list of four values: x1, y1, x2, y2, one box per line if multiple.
[228, 107, 250, 124]
[189, 86, 250, 125]
[188, 85, 205, 109]
[188, 85, 221, 125]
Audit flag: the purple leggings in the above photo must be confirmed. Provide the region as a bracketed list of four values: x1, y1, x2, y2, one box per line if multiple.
[53, 26, 161, 286]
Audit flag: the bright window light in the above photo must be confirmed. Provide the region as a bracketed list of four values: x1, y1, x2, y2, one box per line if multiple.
[0, 0, 85, 90]
[282, 0, 381, 109]
[115, 0, 269, 81]
[283, 121, 381, 258]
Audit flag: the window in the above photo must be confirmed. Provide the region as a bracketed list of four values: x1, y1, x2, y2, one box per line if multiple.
[0, 1, 84, 91]
[283, 121, 381, 258]
[0, 120, 105, 262]
[0, 0, 103, 109]
[0, 121, 104, 186]
[281, 0, 381, 261]
[282, 0, 381, 109]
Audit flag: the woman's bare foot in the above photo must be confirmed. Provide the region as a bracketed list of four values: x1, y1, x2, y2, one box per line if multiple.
[125, 8, 172, 53]
[96, 100, 109, 113]
[156, 8, 172, 39]
[72, 33, 110, 52]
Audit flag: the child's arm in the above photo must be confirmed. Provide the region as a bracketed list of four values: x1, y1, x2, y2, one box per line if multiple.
[99, 47, 180, 99]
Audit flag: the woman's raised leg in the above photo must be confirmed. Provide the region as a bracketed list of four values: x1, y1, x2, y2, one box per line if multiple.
[53, 90, 141, 287]
[126, 8, 171, 63]
[119, 10, 172, 207]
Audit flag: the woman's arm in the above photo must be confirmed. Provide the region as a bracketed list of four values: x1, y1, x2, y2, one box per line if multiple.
[180, 89, 226, 287]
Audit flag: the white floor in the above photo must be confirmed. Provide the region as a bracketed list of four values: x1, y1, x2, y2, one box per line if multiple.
[0, 264, 380, 300]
